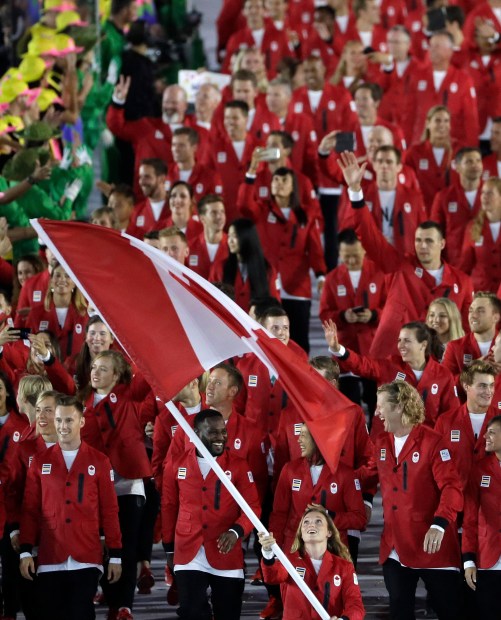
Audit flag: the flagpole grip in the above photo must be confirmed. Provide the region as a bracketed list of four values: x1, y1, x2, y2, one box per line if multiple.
[165, 401, 331, 620]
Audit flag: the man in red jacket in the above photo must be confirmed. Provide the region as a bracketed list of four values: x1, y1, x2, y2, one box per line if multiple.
[375, 381, 463, 619]
[188, 194, 228, 281]
[19, 395, 121, 620]
[127, 159, 170, 240]
[162, 409, 261, 620]
[463, 414, 501, 618]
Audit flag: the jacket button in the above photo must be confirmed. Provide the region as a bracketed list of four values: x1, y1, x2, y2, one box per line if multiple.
[203, 524, 207, 529]
[393, 487, 398, 492]
[202, 487, 207, 492]
[393, 467, 398, 473]
[202, 506, 207, 510]
[66, 500, 71, 504]
[392, 506, 397, 510]
[66, 518, 71, 523]
[66, 482, 71, 487]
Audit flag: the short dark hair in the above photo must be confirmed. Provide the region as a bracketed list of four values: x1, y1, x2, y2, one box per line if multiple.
[455, 147, 482, 165]
[417, 220, 444, 238]
[269, 130, 295, 150]
[374, 145, 401, 164]
[173, 126, 199, 145]
[487, 415, 501, 430]
[109, 183, 134, 202]
[194, 408, 224, 430]
[143, 230, 159, 240]
[212, 363, 244, 394]
[231, 69, 258, 89]
[111, 0, 134, 15]
[224, 100, 250, 116]
[309, 356, 340, 383]
[198, 194, 225, 216]
[473, 291, 501, 315]
[56, 394, 84, 415]
[314, 5, 335, 20]
[249, 298, 283, 320]
[354, 82, 384, 103]
[261, 306, 288, 323]
[337, 228, 360, 245]
[140, 158, 168, 176]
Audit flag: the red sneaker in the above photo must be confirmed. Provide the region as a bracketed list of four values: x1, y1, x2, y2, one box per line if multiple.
[259, 595, 283, 620]
[137, 564, 155, 594]
[164, 564, 174, 586]
[116, 608, 133, 620]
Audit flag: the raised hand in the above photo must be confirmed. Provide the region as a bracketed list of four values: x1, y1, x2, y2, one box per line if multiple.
[337, 151, 367, 191]
[113, 75, 131, 102]
[322, 319, 341, 352]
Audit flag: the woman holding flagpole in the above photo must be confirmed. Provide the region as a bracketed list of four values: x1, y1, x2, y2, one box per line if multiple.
[258, 504, 365, 620]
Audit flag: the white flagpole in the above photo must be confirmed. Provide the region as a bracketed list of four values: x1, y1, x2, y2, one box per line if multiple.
[165, 401, 331, 620]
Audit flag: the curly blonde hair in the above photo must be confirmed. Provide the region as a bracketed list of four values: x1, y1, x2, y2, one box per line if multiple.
[291, 504, 352, 562]
[377, 381, 425, 427]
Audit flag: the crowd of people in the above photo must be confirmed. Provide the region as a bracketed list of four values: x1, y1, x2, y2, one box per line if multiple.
[0, 0, 500, 618]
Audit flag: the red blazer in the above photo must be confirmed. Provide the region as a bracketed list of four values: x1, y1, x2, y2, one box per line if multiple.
[82, 382, 152, 479]
[273, 401, 375, 498]
[339, 181, 426, 256]
[235, 341, 308, 438]
[442, 332, 497, 381]
[463, 453, 501, 569]
[205, 132, 263, 225]
[25, 303, 87, 363]
[166, 162, 223, 205]
[222, 20, 291, 78]
[168, 409, 269, 501]
[187, 233, 229, 281]
[0, 410, 30, 496]
[460, 218, 501, 293]
[270, 458, 366, 548]
[127, 198, 171, 240]
[319, 259, 387, 355]
[403, 140, 457, 210]
[351, 200, 474, 331]
[106, 104, 174, 197]
[20, 441, 121, 564]
[16, 270, 50, 319]
[262, 551, 365, 620]
[434, 404, 498, 490]
[338, 349, 458, 428]
[376, 424, 463, 568]
[430, 181, 482, 267]
[238, 182, 326, 297]
[289, 84, 358, 142]
[162, 447, 261, 568]
[403, 64, 479, 148]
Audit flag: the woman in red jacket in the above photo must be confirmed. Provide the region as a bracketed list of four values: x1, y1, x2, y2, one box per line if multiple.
[215, 218, 280, 312]
[82, 350, 152, 620]
[25, 263, 87, 364]
[239, 166, 326, 352]
[324, 319, 458, 434]
[258, 504, 365, 620]
[460, 177, 501, 293]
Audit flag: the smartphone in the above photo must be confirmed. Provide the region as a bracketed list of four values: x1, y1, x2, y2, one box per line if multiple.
[352, 306, 366, 314]
[8, 327, 31, 339]
[335, 132, 355, 153]
[258, 147, 281, 162]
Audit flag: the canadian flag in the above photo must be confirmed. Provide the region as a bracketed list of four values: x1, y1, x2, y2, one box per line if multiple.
[32, 219, 357, 473]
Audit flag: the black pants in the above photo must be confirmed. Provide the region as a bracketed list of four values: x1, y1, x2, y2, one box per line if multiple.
[36, 568, 100, 620]
[175, 570, 244, 620]
[348, 535, 360, 568]
[383, 558, 461, 620]
[101, 494, 145, 610]
[476, 569, 501, 619]
[319, 193, 340, 272]
[136, 478, 160, 563]
[0, 528, 20, 616]
[281, 298, 311, 354]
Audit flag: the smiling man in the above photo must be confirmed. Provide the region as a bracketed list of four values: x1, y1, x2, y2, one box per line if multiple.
[161, 409, 261, 620]
[463, 415, 501, 619]
[374, 381, 463, 620]
[19, 395, 122, 620]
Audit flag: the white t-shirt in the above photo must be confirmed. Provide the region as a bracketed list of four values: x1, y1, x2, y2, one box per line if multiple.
[433, 70, 447, 92]
[55, 307, 69, 328]
[206, 242, 220, 263]
[252, 28, 264, 48]
[464, 189, 477, 209]
[348, 270, 362, 292]
[359, 30, 373, 48]
[150, 199, 165, 221]
[310, 464, 323, 486]
[432, 147, 445, 166]
[426, 266, 444, 286]
[232, 140, 245, 161]
[469, 412, 487, 439]
[179, 169, 192, 183]
[490, 221, 500, 242]
[307, 90, 322, 113]
[394, 433, 409, 460]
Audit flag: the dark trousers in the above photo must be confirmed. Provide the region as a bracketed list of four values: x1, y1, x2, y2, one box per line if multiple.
[102, 494, 145, 610]
[0, 528, 20, 616]
[281, 298, 311, 354]
[319, 193, 340, 271]
[136, 478, 160, 563]
[348, 535, 360, 568]
[36, 568, 100, 620]
[476, 569, 501, 619]
[383, 558, 461, 620]
[175, 570, 244, 620]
